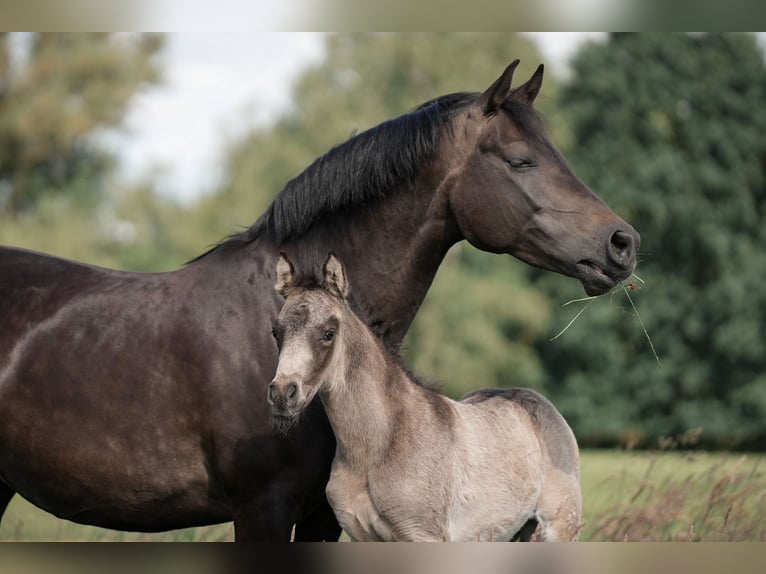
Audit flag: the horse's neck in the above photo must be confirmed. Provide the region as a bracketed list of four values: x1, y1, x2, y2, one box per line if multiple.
[319, 319, 414, 467]
[296, 180, 460, 348]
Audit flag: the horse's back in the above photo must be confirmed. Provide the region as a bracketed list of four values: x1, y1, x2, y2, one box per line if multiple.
[0, 245, 175, 364]
[1, 246, 114, 356]
[0, 245, 110, 285]
[0, 246, 138, 320]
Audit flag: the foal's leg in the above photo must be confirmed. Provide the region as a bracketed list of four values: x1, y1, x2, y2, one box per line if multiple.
[512, 518, 539, 541]
[530, 470, 582, 542]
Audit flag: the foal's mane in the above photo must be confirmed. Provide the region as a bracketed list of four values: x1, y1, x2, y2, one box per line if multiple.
[192, 88, 546, 262]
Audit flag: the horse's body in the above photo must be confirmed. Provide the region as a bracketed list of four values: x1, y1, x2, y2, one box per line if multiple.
[0, 62, 636, 540]
[270, 254, 582, 542]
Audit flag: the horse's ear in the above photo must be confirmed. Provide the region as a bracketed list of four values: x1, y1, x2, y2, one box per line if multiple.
[323, 253, 349, 300]
[479, 59, 520, 115]
[510, 64, 544, 105]
[275, 253, 296, 297]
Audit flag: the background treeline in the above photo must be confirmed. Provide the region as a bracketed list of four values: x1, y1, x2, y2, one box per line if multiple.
[2, 33, 764, 450]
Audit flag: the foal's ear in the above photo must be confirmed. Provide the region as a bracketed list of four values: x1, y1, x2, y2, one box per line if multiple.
[510, 64, 544, 105]
[479, 59, 520, 115]
[323, 253, 349, 300]
[275, 253, 296, 297]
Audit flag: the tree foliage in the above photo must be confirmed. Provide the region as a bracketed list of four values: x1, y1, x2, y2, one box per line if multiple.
[533, 33, 766, 449]
[405, 245, 551, 397]
[0, 33, 163, 216]
[0, 33, 171, 271]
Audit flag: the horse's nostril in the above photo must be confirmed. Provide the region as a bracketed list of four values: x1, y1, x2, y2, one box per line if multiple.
[609, 230, 634, 263]
[268, 381, 277, 402]
[611, 230, 632, 253]
[287, 382, 298, 400]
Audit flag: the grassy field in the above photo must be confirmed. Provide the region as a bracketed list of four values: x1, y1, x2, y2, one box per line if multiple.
[1, 449, 764, 541]
[579, 449, 765, 541]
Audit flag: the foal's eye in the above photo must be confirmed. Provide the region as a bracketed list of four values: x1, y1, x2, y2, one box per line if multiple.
[322, 329, 336, 343]
[271, 328, 277, 339]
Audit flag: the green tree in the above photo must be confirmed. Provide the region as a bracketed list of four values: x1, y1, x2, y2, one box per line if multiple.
[0, 33, 163, 216]
[534, 33, 766, 449]
[405, 244, 551, 398]
[0, 33, 175, 271]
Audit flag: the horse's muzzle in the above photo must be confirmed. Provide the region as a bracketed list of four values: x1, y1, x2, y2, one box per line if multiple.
[577, 225, 640, 295]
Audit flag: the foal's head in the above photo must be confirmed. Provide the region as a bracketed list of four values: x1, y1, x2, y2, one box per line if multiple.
[268, 252, 350, 427]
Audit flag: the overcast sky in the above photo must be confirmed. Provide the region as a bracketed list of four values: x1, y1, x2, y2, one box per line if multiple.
[115, 33, 604, 203]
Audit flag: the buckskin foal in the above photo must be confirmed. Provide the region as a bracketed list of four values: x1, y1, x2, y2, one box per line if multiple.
[269, 253, 582, 541]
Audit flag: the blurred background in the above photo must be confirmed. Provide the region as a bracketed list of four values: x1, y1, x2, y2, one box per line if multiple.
[1, 32, 765, 455]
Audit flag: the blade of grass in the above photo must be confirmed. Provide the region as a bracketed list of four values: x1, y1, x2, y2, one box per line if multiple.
[550, 297, 597, 341]
[621, 282, 661, 368]
[562, 294, 600, 307]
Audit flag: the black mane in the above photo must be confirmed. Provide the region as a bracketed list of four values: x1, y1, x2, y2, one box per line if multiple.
[263, 92, 481, 244]
[193, 92, 477, 260]
[194, 89, 546, 260]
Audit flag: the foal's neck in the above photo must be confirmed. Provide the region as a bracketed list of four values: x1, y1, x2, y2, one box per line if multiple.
[319, 313, 423, 467]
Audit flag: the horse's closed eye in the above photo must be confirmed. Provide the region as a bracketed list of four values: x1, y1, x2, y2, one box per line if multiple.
[506, 158, 536, 170]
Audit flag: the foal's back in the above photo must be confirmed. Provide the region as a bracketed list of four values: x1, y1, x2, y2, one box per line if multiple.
[457, 387, 582, 541]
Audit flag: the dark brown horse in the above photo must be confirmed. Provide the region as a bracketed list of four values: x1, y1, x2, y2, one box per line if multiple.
[0, 61, 638, 541]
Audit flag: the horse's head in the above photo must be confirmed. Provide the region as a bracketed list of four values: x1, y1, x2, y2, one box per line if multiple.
[445, 60, 640, 295]
[268, 253, 349, 428]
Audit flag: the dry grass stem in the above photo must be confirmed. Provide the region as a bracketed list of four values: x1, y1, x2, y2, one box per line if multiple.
[551, 272, 661, 368]
[620, 281, 661, 368]
[550, 297, 597, 341]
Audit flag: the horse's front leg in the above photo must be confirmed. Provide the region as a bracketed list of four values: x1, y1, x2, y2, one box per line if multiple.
[0, 482, 15, 525]
[293, 496, 342, 541]
[232, 494, 298, 542]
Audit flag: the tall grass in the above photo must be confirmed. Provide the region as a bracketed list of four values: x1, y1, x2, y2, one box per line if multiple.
[1, 450, 764, 541]
[580, 450, 766, 541]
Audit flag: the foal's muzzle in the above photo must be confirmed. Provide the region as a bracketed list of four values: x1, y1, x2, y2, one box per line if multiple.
[267, 379, 300, 417]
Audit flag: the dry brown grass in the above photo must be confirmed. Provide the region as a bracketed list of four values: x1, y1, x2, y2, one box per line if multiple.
[583, 451, 766, 541]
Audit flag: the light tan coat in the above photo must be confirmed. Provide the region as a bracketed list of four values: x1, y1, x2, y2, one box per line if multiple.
[269, 254, 582, 541]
